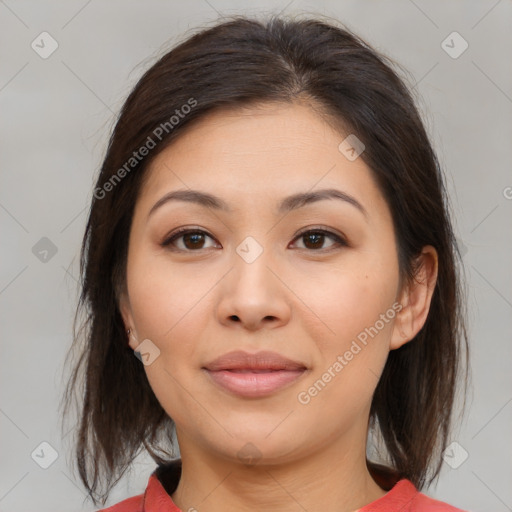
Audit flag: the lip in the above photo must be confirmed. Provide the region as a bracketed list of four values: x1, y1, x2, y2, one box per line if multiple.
[204, 350, 307, 371]
[203, 350, 308, 398]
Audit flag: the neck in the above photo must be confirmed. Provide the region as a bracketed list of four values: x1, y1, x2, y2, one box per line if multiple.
[170, 431, 388, 512]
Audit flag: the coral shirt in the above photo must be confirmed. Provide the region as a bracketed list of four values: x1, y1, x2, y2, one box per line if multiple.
[97, 460, 467, 512]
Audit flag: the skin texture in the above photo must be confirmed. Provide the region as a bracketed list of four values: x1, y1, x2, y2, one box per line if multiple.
[119, 101, 438, 512]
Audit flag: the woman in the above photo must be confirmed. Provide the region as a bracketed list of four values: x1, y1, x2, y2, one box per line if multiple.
[62, 13, 470, 512]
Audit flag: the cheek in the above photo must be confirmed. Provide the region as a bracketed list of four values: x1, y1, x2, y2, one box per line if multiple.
[126, 247, 209, 342]
[126, 256, 213, 423]
[296, 271, 398, 418]
[125, 249, 217, 388]
[293, 256, 399, 414]
[295, 254, 399, 349]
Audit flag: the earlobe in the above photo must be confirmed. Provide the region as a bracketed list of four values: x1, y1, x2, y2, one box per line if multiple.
[126, 328, 139, 351]
[390, 245, 438, 350]
[118, 292, 139, 350]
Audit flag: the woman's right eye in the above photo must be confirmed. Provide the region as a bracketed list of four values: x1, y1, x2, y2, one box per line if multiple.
[161, 229, 219, 251]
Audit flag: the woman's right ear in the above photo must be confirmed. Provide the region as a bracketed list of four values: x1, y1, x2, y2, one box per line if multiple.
[119, 292, 139, 350]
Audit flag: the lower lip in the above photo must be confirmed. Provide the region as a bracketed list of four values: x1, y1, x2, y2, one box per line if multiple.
[204, 369, 306, 398]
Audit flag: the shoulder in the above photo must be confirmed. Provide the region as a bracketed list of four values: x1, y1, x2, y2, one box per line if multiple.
[391, 480, 468, 512]
[412, 487, 468, 512]
[96, 493, 144, 512]
[359, 479, 468, 512]
[94, 460, 181, 512]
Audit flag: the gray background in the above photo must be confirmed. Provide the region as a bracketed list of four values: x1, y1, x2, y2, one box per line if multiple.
[1, 1, 511, 511]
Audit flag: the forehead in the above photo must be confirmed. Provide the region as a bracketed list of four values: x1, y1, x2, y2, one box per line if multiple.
[137, 102, 382, 214]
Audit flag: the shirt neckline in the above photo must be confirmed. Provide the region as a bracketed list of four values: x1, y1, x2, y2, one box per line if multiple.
[143, 459, 419, 512]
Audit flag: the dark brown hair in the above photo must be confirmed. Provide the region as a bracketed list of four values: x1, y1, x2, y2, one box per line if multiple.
[61, 13, 470, 507]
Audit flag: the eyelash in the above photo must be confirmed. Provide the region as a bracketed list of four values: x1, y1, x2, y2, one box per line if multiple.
[161, 226, 348, 253]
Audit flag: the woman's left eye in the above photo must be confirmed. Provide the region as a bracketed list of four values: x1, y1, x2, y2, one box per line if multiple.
[161, 227, 347, 252]
[291, 229, 347, 251]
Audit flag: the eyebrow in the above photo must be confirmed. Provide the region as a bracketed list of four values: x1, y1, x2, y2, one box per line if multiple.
[147, 188, 367, 219]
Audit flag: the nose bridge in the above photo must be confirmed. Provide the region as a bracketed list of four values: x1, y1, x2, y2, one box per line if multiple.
[215, 232, 291, 329]
[232, 233, 277, 299]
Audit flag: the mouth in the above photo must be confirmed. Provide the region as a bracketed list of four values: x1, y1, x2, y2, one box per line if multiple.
[222, 369, 286, 373]
[202, 350, 308, 398]
[203, 368, 307, 398]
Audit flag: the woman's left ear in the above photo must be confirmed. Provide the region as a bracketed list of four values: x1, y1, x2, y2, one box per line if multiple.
[390, 245, 438, 350]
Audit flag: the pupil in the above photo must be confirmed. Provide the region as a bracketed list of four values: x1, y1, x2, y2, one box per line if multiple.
[184, 233, 204, 249]
[305, 233, 323, 249]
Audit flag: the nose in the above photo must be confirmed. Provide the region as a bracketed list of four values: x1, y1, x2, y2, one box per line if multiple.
[215, 246, 292, 331]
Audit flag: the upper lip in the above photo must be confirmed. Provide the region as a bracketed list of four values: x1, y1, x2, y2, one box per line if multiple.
[203, 350, 307, 371]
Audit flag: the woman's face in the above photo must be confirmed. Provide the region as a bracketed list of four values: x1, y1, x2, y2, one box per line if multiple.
[120, 102, 411, 465]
